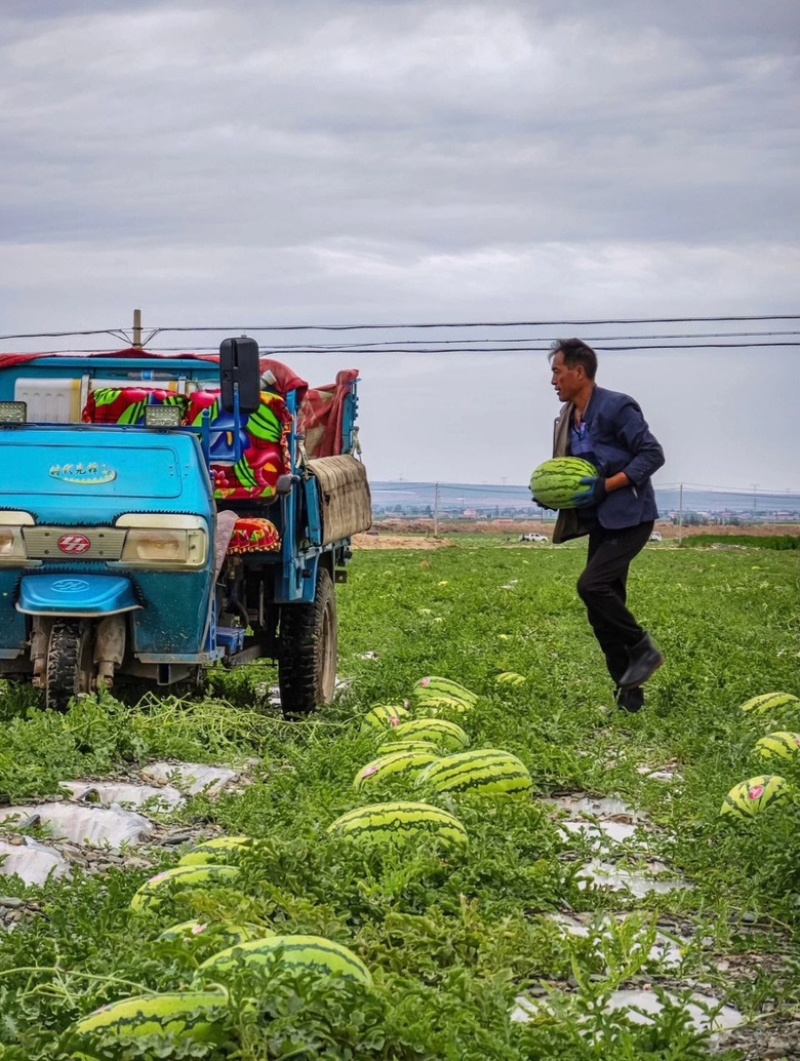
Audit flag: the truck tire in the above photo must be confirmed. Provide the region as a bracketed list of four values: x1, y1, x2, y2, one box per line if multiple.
[45, 620, 93, 711]
[278, 567, 338, 716]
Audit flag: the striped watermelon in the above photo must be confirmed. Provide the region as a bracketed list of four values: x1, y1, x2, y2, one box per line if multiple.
[740, 692, 800, 715]
[754, 732, 800, 761]
[530, 457, 597, 510]
[360, 704, 412, 732]
[720, 775, 792, 819]
[327, 801, 468, 847]
[178, 836, 255, 867]
[390, 718, 470, 752]
[376, 740, 440, 756]
[354, 750, 440, 790]
[130, 865, 240, 912]
[196, 935, 372, 986]
[74, 991, 228, 1044]
[495, 672, 526, 687]
[411, 676, 477, 710]
[417, 749, 533, 797]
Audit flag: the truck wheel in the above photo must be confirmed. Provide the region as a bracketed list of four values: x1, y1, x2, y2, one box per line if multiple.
[45, 620, 93, 711]
[278, 568, 338, 716]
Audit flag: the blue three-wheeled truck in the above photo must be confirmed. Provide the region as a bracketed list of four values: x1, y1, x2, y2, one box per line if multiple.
[0, 338, 371, 714]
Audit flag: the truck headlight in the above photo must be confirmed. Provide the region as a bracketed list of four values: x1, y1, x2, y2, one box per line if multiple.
[115, 514, 208, 569]
[0, 511, 34, 563]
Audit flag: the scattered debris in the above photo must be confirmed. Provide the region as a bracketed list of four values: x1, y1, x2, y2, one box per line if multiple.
[140, 762, 241, 796]
[544, 912, 684, 969]
[0, 837, 70, 886]
[0, 803, 153, 850]
[511, 986, 743, 1038]
[59, 780, 184, 811]
[576, 859, 692, 898]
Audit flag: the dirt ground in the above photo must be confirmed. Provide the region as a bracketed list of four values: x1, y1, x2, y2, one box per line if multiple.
[353, 521, 799, 549]
[352, 533, 454, 550]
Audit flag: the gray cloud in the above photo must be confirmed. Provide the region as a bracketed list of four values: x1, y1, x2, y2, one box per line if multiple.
[0, 1, 798, 488]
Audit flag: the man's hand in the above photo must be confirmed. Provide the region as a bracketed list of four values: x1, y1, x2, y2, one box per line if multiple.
[573, 476, 607, 508]
[532, 495, 555, 511]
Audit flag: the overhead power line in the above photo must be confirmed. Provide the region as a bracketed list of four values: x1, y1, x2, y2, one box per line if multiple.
[11, 341, 800, 356]
[2, 313, 800, 344]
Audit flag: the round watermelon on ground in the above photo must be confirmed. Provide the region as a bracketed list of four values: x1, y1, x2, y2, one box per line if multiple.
[754, 732, 800, 761]
[327, 801, 469, 848]
[360, 704, 413, 732]
[417, 749, 533, 797]
[719, 775, 792, 819]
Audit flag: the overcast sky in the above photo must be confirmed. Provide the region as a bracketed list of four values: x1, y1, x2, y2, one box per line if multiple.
[1, 1, 798, 490]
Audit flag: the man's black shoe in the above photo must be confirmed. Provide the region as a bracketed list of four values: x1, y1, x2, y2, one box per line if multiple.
[615, 686, 644, 713]
[619, 632, 664, 690]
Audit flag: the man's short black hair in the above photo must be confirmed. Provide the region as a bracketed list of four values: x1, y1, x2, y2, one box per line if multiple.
[549, 338, 598, 381]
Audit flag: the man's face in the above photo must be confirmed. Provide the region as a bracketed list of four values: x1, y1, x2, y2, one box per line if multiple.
[550, 350, 584, 402]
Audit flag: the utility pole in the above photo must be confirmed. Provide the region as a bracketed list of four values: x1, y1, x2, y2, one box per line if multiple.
[752, 483, 758, 520]
[433, 482, 440, 539]
[132, 308, 142, 348]
[678, 483, 684, 545]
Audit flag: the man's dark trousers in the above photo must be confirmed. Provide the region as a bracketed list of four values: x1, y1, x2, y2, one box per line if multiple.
[576, 520, 654, 685]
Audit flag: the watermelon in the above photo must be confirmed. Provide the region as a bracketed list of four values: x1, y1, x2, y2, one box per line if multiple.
[354, 750, 440, 790]
[390, 718, 470, 752]
[376, 740, 440, 756]
[530, 457, 597, 510]
[360, 704, 412, 732]
[754, 732, 800, 761]
[130, 864, 240, 912]
[178, 836, 255, 866]
[327, 801, 468, 847]
[495, 671, 526, 687]
[196, 935, 372, 986]
[720, 775, 792, 819]
[739, 692, 800, 715]
[417, 749, 533, 797]
[73, 991, 228, 1044]
[411, 676, 477, 710]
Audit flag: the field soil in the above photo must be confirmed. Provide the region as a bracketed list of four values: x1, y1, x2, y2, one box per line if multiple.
[360, 520, 799, 545]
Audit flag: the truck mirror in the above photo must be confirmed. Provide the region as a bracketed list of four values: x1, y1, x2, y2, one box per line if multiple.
[220, 337, 261, 414]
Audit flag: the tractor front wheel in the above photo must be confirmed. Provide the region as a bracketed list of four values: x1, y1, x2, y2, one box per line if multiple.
[45, 620, 93, 711]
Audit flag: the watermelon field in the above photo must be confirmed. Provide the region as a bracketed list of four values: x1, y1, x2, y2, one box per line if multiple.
[0, 539, 799, 1060]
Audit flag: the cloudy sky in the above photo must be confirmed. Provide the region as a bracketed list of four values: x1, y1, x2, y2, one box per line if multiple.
[1, 1, 798, 490]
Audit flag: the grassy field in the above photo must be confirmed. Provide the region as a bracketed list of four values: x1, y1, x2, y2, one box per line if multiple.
[0, 543, 798, 1059]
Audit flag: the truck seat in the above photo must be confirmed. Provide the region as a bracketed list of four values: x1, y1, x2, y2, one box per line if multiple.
[227, 517, 281, 554]
[186, 390, 291, 501]
[82, 387, 189, 425]
[214, 511, 281, 581]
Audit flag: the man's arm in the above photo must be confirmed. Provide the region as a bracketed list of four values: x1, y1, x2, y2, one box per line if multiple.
[612, 397, 665, 487]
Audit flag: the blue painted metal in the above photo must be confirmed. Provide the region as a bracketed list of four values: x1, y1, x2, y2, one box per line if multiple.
[0, 351, 362, 685]
[304, 475, 323, 547]
[0, 424, 216, 658]
[0, 425, 211, 521]
[216, 626, 246, 653]
[17, 574, 141, 616]
[341, 381, 359, 453]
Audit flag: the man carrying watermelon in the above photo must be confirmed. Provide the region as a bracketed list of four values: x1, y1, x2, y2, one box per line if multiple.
[542, 338, 666, 712]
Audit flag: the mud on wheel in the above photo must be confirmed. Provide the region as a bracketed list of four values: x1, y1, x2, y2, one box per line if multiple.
[278, 567, 338, 717]
[45, 619, 93, 711]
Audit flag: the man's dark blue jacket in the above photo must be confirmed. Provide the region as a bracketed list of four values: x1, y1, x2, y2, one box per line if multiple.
[552, 386, 665, 544]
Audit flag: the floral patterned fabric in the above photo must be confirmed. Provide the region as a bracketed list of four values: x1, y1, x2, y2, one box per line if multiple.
[82, 387, 188, 425]
[186, 390, 291, 502]
[227, 517, 281, 554]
